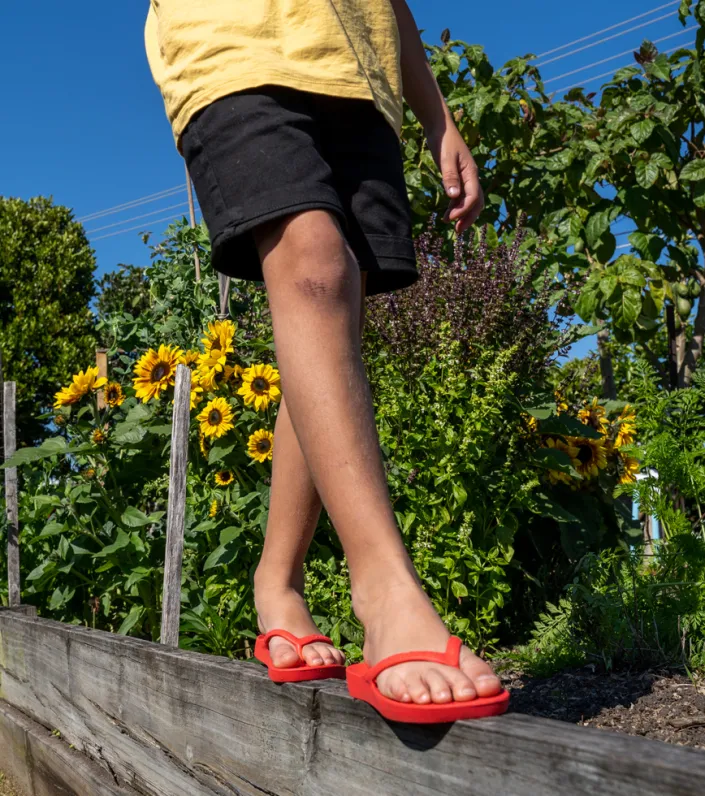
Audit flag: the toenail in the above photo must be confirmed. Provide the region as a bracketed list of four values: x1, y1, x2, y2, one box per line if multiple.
[459, 686, 475, 696]
[476, 674, 498, 683]
[438, 691, 450, 700]
[312, 657, 323, 664]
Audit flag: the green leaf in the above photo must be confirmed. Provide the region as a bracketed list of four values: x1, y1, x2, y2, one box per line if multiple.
[610, 286, 642, 329]
[635, 158, 659, 189]
[39, 521, 66, 538]
[530, 492, 579, 524]
[599, 275, 619, 299]
[219, 526, 243, 545]
[540, 415, 602, 440]
[208, 439, 236, 465]
[121, 507, 164, 527]
[533, 448, 578, 476]
[451, 580, 469, 599]
[204, 541, 239, 570]
[1, 437, 68, 469]
[452, 481, 468, 507]
[117, 605, 144, 636]
[680, 159, 705, 182]
[94, 529, 131, 557]
[574, 280, 601, 322]
[630, 119, 655, 144]
[618, 266, 646, 289]
[585, 212, 610, 249]
[645, 53, 670, 81]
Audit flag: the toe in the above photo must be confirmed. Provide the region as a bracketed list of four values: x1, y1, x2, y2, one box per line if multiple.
[331, 647, 346, 666]
[459, 648, 502, 697]
[424, 669, 453, 704]
[445, 666, 476, 702]
[404, 671, 431, 705]
[311, 643, 336, 666]
[301, 644, 325, 666]
[377, 671, 412, 702]
[269, 640, 302, 669]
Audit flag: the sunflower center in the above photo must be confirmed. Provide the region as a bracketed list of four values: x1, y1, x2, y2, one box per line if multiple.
[151, 362, 169, 382]
[208, 409, 223, 425]
[252, 377, 269, 393]
[257, 439, 271, 453]
[577, 444, 593, 464]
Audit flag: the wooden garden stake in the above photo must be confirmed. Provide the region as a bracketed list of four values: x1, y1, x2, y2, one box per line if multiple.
[95, 348, 108, 409]
[160, 364, 191, 647]
[185, 164, 202, 283]
[4, 381, 20, 607]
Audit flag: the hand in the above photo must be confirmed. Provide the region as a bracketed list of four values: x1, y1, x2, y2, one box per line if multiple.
[426, 123, 484, 234]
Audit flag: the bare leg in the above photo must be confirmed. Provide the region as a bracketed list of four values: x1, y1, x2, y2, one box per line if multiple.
[254, 210, 502, 704]
[253, 275, 367, 668]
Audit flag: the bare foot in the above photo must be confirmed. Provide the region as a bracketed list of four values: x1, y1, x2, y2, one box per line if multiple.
[254, 571, 345, 668]
[354, 579, 503, 704]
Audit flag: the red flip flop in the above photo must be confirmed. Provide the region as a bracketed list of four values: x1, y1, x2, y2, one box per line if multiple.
[346, 635, 510, 724]
[254, 629, 346, 683]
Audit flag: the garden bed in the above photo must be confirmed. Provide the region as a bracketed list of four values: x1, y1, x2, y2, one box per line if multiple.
[499, 664, 705, 750]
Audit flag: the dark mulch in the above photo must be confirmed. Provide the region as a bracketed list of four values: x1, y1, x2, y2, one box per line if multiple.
[497, 663, 705, 750]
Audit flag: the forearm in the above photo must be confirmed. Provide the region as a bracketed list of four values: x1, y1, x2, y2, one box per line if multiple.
[389, 0, 452, 136]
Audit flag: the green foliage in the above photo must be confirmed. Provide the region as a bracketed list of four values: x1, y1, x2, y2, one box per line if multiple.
[96, 264, 151, 344]
[0, 196, 97, 444]
[518, 537, 705, 674]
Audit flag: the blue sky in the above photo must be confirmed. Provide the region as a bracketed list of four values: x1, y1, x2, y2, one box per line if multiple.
[0, 0, 694, 360]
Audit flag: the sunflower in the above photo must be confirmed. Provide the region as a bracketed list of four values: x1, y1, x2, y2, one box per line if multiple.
[201, 319, 236, 356]
[543, 437, 579, 485]
[91, 428, 107, 445]
[247, 428, 274, 462]
[180, 349, 200, 367]
[54, 367, 107, 408]
[522, 413, 539, 433]
[189, 373, 205, 410]
[198, 430, 210, 458]
[554, 390, 569, 414]
[569, 436, 608, 478]
[55, 414, 67, 427]
[615, 405, 637, 448]
[215, 470, 235, 487]
[197, 397, 235, 438]
[238, 364, 282, 411]
[619, 453, 640, 484]
[196, 352, 234, 392]
[133, 345, 184, 403]
[104, 382, 125, 408]
[209, 499, 219, 519]
[577, 397, 609, 434]
[230, 364, 244, 390]
[82, 467, 96, 480]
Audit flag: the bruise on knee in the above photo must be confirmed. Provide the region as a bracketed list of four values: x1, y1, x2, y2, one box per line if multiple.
[295, 276, 337, 300]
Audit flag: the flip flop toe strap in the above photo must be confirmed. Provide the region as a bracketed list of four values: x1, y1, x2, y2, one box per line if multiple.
[261, 629, 335, 659]
[363, 636, 463, 683]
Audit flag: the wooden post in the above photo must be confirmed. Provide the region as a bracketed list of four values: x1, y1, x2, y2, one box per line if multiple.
[185, 164, 201, 283]
[218, 274, 231, 319]
[160, 364, 191, 647]
[4, 381, 20, 607]
[95, 349, 108, 409]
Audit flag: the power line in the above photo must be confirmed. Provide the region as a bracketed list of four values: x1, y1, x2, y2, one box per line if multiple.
[85, 202, 192, 234]
[535, 1, 680, 60]
[536, 10, 682, 68]
[551, 41, 695, 94]
[77, 184, 185, 223]
[542, 26, 695, 86]
[90, 212, 201, 242]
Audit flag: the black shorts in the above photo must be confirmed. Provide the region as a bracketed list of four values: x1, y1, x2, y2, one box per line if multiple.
[181, 86, 418, 297]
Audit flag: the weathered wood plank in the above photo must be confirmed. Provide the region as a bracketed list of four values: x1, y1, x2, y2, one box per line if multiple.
[0, 699, 140, 796]
[3, 381, 20, 607]
[160, 363, 191, 648]
[1, 613, 704, 796]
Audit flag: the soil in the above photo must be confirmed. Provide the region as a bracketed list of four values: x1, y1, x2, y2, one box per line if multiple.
[0, 770, 24, 796]
[498, 663, 705, 750]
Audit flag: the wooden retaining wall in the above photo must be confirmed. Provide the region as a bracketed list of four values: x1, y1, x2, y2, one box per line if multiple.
[1, 610, 705, 796]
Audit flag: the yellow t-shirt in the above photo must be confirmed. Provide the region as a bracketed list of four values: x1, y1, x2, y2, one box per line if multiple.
[145, 1, 403, 152]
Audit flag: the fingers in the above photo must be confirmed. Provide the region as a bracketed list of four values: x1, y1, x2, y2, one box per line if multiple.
[442, 155, 485, 234]
[441, 150, 462, 201]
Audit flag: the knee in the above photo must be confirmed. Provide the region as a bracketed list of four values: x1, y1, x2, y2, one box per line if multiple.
[260, 210, 357, 304]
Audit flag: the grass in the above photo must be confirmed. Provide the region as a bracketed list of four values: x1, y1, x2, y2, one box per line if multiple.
[0, 770, 25, 796]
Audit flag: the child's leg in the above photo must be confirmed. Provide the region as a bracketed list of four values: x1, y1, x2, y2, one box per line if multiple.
[253, 209, 503, 705]
[253, 275, 367, 669]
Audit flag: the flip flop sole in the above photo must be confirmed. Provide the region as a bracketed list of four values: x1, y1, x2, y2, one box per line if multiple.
[254, 634, 346, 683]
[347, 664, 510, 724]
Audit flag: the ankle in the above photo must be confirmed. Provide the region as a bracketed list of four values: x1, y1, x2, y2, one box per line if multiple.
[350, 563, 421, 625]
[254, 562, 305, 599]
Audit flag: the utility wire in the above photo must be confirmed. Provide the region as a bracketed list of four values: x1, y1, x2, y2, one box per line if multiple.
[536, 10, 682, 68]
[552, 41, 694, 94]
[91, 211, 202, 242]
[85, 202, 193, 234]
[77, 184, 185, 223]
[535, 1, 680, 59]
[542, 26, 694, 86]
